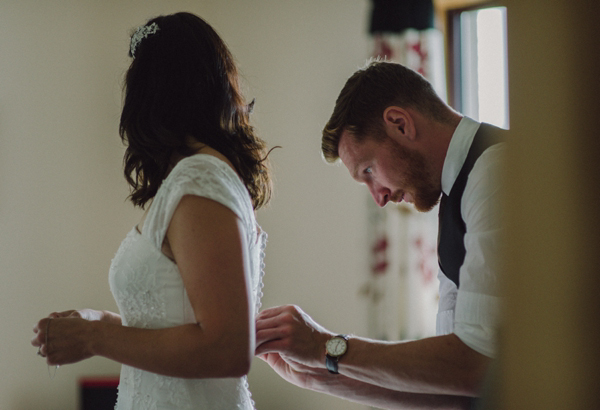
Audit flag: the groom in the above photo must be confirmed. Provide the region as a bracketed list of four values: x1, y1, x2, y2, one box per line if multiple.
[255, 61, 505, 409]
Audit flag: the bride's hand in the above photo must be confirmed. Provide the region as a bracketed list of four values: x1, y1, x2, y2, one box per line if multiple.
[32, 317, 97, 366]
[32, 310, 99, 360]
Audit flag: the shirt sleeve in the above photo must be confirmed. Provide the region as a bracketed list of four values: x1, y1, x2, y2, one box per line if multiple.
[436, 268, 457, 336]
[454, 143, 505, 358]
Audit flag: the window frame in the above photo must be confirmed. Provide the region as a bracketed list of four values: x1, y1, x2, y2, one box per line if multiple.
[434, 0, 504, 112]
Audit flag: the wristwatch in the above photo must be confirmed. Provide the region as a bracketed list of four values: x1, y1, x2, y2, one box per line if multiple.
[325, 334, 348, 374]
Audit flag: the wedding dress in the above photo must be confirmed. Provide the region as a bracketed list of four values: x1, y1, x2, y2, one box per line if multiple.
[108, 154, 266, 409]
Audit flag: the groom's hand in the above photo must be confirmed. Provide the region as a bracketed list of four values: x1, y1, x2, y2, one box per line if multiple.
[255, 305, 333, 369]
[257, 351, 333, 389]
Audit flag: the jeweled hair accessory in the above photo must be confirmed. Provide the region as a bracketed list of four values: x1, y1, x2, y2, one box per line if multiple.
[130, 22, 160, 58]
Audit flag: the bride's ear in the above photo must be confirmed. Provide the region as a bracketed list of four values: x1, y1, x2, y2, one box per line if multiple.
[382, 106, 416, 142]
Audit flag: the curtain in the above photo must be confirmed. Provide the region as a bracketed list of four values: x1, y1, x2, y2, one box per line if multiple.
[361, 0, 446, 342]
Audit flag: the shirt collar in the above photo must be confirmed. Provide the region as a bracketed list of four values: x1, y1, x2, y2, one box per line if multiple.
[441, 116, 481, 195]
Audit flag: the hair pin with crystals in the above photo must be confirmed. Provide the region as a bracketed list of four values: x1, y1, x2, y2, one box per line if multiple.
[130, 22, 160, 58]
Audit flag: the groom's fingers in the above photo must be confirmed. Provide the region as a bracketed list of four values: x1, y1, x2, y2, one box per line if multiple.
[255, 337, 289, 356]
[257, 304, 303, 321]
[255, 313, 288, 331]
[255, 325, 287, 347]
[257, 306, 308, 331]
[256, 307, 285, 321]
[256, 308, 300, 334]
[256, 306, 284, 320]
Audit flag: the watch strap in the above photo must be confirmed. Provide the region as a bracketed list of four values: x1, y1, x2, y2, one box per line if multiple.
[325, 354, 340, 374]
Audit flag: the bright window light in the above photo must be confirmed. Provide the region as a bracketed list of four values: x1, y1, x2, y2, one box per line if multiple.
[460, 7, 509, 129]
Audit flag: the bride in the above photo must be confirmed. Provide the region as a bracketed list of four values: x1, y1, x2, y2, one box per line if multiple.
[31, 12, 272, 409]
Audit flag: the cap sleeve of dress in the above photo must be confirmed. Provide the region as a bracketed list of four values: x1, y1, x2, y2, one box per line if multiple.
[142, 154, 256, 251]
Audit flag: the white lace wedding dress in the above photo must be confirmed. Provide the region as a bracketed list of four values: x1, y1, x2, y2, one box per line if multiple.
[108, 154, 266, 410]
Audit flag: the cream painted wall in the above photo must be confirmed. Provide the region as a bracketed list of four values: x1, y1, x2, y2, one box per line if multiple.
[0, 1, 371, 409]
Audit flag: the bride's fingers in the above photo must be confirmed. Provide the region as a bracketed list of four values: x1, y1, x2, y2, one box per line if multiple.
[32, 318, 49, 342]
[31, 332, 42, 347]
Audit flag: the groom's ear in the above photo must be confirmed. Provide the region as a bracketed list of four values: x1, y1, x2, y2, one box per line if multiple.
[382, 106, 416, 142]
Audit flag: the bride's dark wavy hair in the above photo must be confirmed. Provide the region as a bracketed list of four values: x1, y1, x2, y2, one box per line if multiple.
[120, 12, 273, 209]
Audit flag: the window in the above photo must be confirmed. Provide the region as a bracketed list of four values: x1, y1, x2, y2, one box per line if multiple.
[447, 4, 509, 129]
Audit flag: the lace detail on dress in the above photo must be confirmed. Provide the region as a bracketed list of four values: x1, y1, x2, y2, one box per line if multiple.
[109, 232, 167, 329]
[254, 231, 268, 315]
[244, 230, 267, 410]
[115, 365, 194, 410]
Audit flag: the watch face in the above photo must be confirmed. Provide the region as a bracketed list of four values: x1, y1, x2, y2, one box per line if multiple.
[326, 337, 347, 357]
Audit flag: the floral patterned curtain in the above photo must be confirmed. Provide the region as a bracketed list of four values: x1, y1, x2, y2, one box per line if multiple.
[361, 0, 446, 342]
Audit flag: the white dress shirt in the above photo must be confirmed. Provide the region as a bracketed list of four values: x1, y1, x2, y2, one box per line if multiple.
[436, 117, 504, 358]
